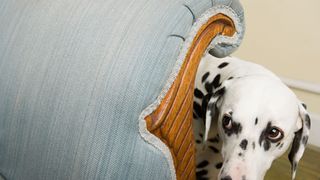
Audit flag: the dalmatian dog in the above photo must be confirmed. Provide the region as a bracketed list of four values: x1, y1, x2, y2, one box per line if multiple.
[193, 52, 311, 180]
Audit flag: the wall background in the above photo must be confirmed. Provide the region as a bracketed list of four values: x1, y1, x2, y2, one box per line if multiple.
[233, 0, 320, 147]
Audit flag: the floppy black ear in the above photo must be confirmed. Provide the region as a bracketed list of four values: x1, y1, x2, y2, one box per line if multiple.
[203, 86, 226, 142]
[288, 103, 311, 179]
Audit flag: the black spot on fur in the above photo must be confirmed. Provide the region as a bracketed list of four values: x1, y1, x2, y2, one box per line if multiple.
[201, 93, 212, 120]
[279, 143, 284, 149]
[193, 102, 203, 119]
[263, 140, 271, 151]
[214, 87, 225, 97]
[288, 128, 303, 166]
[301, 103, 307, 110]
[259, 122, 273, 151]
[302, 136, 308, 146]
[205, 74, 221, 93]
[238, 152, 243, 157]
[205, 83, 212, 93]
[276, 142, 281, 147]
[209, 146, 219, 153]
[305, 114, 311, 129]
[194, 88, 204, 99]
[196, 169, 208, 180]
[221, 176, 232, 180]
[223, 120, 242, 136]
[218, 62, 229, 69]
[202, 72, 210, 83]
[255, 118, 258, 125]
[212, 74, 221, 89]
[197, 160, 209, 168]
[228, 76, 234, 80]
[240, 139, 248, 150]
[215, 162, 223, 169]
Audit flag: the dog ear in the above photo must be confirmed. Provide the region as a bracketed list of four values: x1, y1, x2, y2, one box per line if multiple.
[203, 85, 227, 142]
[288, 103, 311, 180]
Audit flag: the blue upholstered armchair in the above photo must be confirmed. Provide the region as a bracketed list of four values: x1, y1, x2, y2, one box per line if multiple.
[0, 0, 245, 179]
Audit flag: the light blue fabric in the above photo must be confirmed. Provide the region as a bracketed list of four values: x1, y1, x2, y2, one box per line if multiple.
[0, 0, 244, 179]
[208, 0, 245, 57]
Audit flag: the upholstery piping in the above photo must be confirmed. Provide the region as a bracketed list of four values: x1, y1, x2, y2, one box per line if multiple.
[138, 5, 244, 179]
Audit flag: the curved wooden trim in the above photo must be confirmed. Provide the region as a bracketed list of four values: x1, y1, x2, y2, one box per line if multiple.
[145, 13, 236, 180]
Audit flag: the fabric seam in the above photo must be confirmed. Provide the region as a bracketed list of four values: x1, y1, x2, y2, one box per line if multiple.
[138, 5, 244, 180]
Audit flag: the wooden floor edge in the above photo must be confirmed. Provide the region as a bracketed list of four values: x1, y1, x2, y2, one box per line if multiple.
[306, 144, 320, 152]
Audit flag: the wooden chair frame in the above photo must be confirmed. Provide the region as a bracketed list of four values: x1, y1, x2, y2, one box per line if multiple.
[145, 14, 237, 179]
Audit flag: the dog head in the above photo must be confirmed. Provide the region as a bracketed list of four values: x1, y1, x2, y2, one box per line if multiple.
[204, 76, 311, 180]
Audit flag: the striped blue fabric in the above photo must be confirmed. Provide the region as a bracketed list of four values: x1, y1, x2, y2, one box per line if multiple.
[0, 0, 244, 179]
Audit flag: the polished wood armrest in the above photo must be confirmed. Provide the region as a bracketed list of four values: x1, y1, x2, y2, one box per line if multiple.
[145, 13, 236, 180]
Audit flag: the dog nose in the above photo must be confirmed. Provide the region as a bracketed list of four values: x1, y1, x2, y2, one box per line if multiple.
[221, 175, 232, 180]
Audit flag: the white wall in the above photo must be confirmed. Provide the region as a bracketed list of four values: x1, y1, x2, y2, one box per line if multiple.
[234, 0, 320, 147]
[310, 113, 320, 147]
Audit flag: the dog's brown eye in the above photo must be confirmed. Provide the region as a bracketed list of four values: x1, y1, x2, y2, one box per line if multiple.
[222, 114, 232, 129]
[267, 127, 284, 142]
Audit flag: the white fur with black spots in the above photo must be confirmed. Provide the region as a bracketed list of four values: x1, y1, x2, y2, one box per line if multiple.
[193, 53, 311, 180]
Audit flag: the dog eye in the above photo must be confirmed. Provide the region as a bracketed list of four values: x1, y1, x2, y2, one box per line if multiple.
[267, 127, 284, 142]
[222, 114, 232, 129]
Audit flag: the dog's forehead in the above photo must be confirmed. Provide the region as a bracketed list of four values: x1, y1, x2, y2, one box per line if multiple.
[222, 77, 298, 126]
